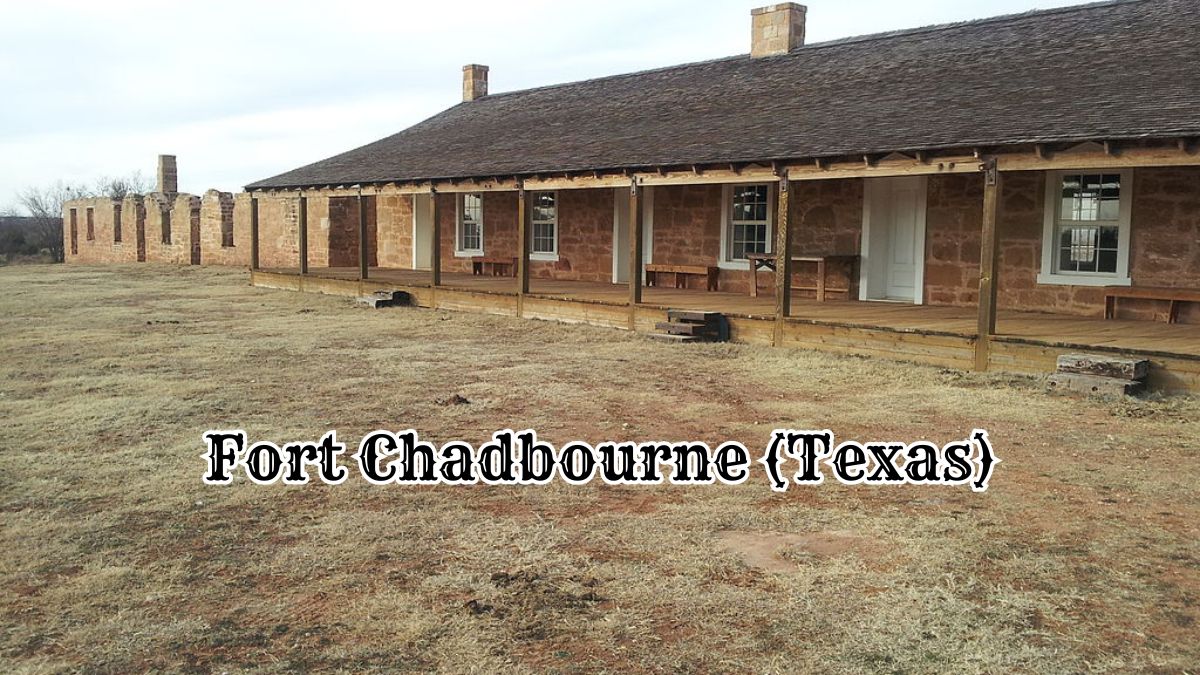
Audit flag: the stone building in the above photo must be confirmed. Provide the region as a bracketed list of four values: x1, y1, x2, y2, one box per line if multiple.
[65, 0, 1200, 390]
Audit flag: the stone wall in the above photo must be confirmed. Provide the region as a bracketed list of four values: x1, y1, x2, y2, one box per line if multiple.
[377, 193, 413, 268]
[328, 196, 377, 268]
[198, 191, 250, 267]
[921, 168, 1200, 321]
[63, 197, 139, 263]
[62, 167, 1200, 324]
[142, 194, 190, 264]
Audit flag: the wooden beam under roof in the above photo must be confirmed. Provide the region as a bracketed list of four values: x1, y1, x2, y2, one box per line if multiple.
[996, 144, 1200, 171]
[787, 154, 982, 181]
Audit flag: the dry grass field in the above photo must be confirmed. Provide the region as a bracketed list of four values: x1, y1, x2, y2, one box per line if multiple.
[1, 264, 1198, 674]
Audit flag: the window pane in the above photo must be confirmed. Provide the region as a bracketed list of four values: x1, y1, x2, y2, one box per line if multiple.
[1097, 249, 1118, 273]
[1061, 173, 1120, 222]
[1098, 225, 1118, 249]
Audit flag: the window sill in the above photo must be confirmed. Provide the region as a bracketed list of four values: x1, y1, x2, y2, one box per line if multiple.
[531, 253, 559, 262]
[454, 250, 483, 258]
[1036, 273, 1132, 287]
[718, 260, 772, 272]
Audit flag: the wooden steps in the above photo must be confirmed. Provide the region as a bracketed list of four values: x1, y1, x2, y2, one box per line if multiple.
[648, 310, 727, 343]
[1047, 353, 1149, 397]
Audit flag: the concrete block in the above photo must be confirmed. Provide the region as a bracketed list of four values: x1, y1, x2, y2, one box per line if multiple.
[1057, 353, 1150, 381]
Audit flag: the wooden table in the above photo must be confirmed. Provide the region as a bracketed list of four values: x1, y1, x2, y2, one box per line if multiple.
[746, 254, 858, 300]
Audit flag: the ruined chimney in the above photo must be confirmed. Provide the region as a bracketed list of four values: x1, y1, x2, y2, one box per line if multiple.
[751, 3, 806, 58]
[157, 154, 178, 195]
[462, 64, 489, 102]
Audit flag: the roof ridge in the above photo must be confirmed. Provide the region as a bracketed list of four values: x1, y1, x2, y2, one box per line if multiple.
[481, 0, 1149, 101]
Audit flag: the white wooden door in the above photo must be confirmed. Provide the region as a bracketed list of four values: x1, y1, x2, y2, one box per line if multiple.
[885, 180, 922, 301]
[861, 176, 927, 304]
[412, 194, 433, 270]
[611, 186, 653, 284]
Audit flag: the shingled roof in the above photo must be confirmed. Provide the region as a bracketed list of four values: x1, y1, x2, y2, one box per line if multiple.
[247, 0, 1200, 190]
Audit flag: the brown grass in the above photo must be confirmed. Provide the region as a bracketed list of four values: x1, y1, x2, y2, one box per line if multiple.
[1, 264, 1198, 673]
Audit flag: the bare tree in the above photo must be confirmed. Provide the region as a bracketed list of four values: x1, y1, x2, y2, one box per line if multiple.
[94, 170, 153, 200]
[17, 181, 91, 263]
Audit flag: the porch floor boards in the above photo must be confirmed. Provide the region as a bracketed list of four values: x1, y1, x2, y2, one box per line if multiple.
[261, 266, 1200, 360]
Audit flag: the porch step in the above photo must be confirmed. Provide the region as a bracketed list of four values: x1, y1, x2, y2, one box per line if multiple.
[655, 321, 716, 337]
[355, 290, 411, 309]
[647, 333, 705, 344]
[1056, 353, 1150, 381]
[1046, 372, 1144, 397]
[667, 309, 720, 324]
[648, 309, 728, 344]
[1047, 352, 1150, 397]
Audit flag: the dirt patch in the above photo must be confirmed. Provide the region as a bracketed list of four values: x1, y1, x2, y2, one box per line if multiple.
[715, 529, 883, 573]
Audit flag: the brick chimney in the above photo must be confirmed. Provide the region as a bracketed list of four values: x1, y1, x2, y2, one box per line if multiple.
[751, 3, 806, 57]
[462, 64, 489, 102]
[157, 154, 178, 195]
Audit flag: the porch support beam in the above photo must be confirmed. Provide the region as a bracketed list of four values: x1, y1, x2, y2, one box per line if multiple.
[249, 196, 260, 270]
[628, 179, 644, 326]
[430, 189, 442, 287]
[975, 160, 1002, 372]
[357, 193, 369, 280]
[517, 183, 530, 298]
[773, 175, 793, 346]
[788, 155, 982, 181]
[298, 195, 308, 275]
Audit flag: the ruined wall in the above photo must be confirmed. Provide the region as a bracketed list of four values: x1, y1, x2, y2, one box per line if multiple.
[197, 191, 250, 266]
[62, 197, 140, 263]
[142, 194, 191, 264]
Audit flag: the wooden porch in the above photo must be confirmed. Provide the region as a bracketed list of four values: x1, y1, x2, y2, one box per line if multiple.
[254, 266, 1200, 392]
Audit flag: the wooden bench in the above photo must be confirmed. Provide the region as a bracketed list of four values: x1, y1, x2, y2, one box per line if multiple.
[644, 264, 720, 292]
[471, 256, 517, 277]
[1104, 286, 1200, 324]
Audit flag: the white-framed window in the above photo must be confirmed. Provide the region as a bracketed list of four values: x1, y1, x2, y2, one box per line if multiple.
[1038, 170, 1132, 287]
[531, 191, 558, 260]
[720, 183, 773, 269]
[456, 193, 483, 256]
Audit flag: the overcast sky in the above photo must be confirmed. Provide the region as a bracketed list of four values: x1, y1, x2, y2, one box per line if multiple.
[0, 0, 1085, 206]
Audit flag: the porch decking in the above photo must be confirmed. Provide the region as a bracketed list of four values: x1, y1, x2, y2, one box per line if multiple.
[254, 266, 1200, 391]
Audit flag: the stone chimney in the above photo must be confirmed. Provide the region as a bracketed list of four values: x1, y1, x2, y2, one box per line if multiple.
[751, 3, 806, 58]
[462, 64, 489, 102]
[157, 154, 178, 195]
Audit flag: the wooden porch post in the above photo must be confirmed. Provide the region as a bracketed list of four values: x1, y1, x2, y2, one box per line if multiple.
[249, 196, 260, 270]
[975, 160, 1002, 371]
[298, 195, 308, 275]
[773, 176, 793, 346]
[430, 189, 442, 287]
[358, 192, 369, 280]
[628, 179, 644, 320]
[517, 183, 530, 296]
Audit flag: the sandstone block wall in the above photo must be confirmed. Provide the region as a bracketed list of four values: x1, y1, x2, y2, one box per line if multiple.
[63, 197, 139, 263]
[376, 193, 414, 268]
[63, 167, 1199, 324]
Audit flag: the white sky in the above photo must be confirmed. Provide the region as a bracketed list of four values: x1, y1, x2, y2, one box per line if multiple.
[0, 0, 1085, 206]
